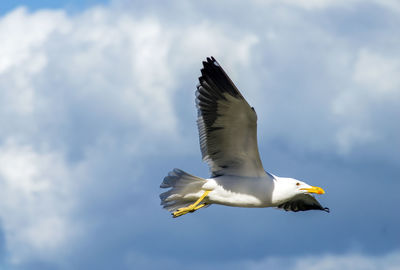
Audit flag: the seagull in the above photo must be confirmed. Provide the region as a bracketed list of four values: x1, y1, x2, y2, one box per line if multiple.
[160, 57, 329, 218]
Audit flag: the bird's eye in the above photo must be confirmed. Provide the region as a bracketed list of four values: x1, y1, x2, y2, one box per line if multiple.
[296, 182, 300, 186]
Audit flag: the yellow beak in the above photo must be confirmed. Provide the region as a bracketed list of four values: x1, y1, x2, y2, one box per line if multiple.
[300, 186, 325, 195]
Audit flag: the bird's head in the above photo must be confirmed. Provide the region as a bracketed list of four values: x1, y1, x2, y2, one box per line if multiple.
[273, 177, 325, 203]
[296, 179, 325, 195]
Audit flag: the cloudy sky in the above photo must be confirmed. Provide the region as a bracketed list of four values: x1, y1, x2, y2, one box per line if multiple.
[1, 0, 400, 269]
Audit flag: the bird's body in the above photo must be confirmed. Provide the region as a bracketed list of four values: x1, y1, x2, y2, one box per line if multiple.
[160, 57, 328, 217]
[181, 175, 274, 208]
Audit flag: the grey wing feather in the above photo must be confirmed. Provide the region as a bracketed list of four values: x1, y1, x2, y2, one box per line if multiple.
[196, 57, 266, 178]
[278, 194, 330, 212]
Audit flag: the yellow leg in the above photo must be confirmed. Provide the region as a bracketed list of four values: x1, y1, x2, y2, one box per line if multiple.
[193, 203, 207, 210]
[173, 191, 210, 218]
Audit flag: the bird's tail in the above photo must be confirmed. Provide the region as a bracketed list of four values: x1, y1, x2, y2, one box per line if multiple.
[160, 168, 207, 212]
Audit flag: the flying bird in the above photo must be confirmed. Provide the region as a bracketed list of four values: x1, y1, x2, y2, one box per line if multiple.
[160, 57, 329, 218]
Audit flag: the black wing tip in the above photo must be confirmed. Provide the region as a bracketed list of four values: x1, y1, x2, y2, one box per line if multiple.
[281, 206, 330, 213]
[203, 56, 219, 69]
[207, 56, 216, 62]
[200, 56, 223, 77]
[277, 196, 330, 213]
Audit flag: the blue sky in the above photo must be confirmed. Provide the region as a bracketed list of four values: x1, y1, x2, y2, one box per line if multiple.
[0, 0, 400, 269]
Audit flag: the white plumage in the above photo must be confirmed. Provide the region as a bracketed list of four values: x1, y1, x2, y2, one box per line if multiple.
[160, 57, 328, 218]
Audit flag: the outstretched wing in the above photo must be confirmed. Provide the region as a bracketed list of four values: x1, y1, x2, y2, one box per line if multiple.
[277, 194, 330, 212]
[196, 57, 266, 178]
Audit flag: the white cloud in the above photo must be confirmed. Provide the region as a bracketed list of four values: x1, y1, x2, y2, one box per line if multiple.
[329, 48, 400, 156]
[0, 1, 400, 269]
[246, 250, 400, 270]
[122, 250, 400, 270]
[353, 49, 400, 97]
[252, 0, 400, 12]
[0, 6, 258, 152]
[0, 4, 258, 267]
[2, 2, 398, 162]
[0, 8, 68, 74]
[0, 8, 66, 116]
[0, 140, 77, 264]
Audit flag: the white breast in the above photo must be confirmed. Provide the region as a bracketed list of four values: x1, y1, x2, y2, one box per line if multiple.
[202, 175, 275, 207]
